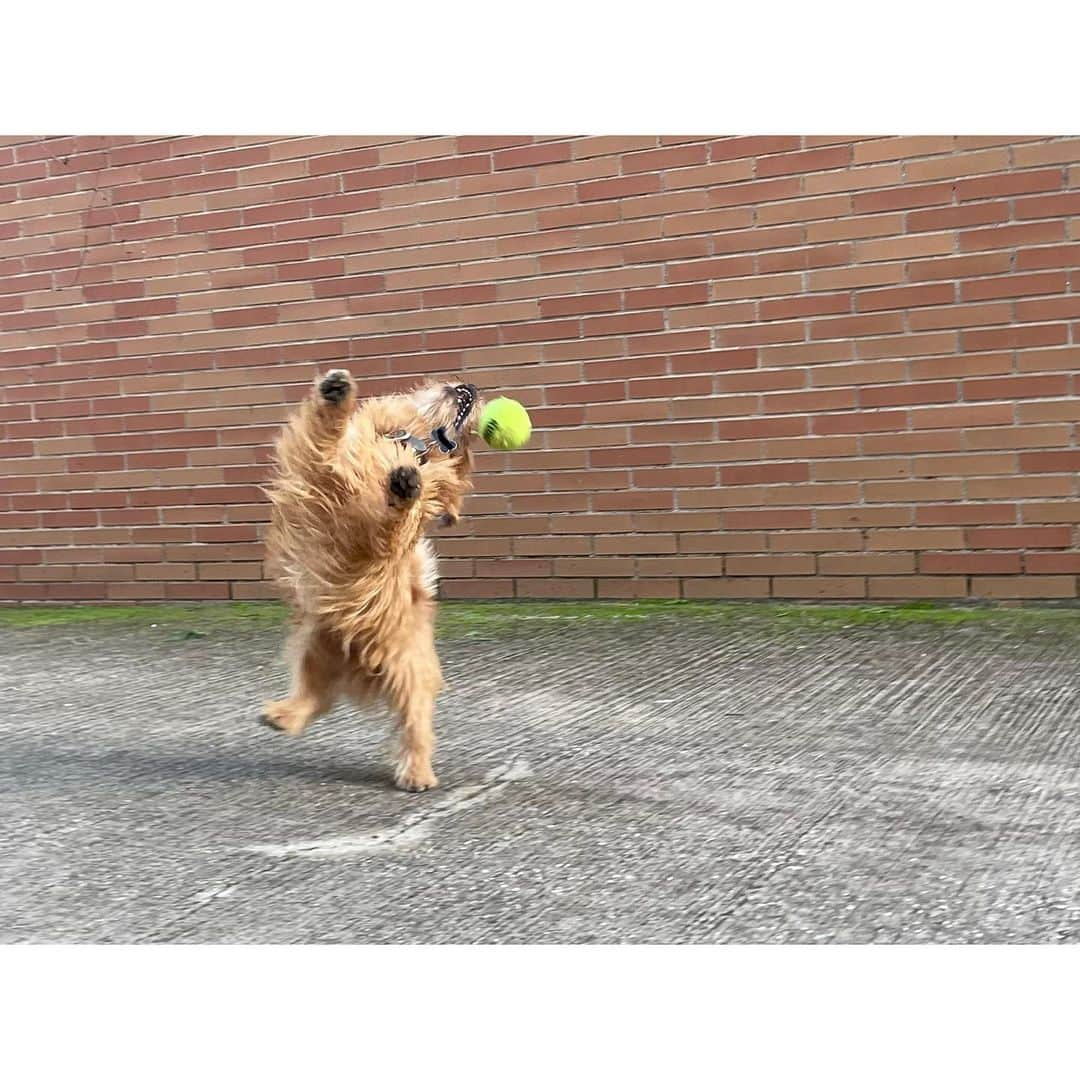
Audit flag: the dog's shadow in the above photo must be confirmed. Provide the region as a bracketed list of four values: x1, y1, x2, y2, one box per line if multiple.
[1, 736, 392, 795]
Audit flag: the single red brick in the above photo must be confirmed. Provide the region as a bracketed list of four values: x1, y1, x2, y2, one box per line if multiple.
[416, 154, 492, 181]
[907, 201, 1009, 233]
[516, 578, 595, 599]
[622, 145, 709, 174]
[1015, 295, 1080, 322]
[963, 324, 1069, 351]
[709, 178, 802, 211]
[441, 579, 514, 599]
[1013, 191, 1080, 219]
[1025, 553, 1080, 573]
[307, 148, 380, 175]
[867, 575, 968, 598]
[497, 319, 578, 345]
[343, 164, 417, 191]
[775, 577, 867, 599]
[599, 579, 681, 599]
[594, 491, 674, 511]
[211, 307, 278, 329]
[578, 175, 661, 202]
[854, 182, 952, 213]
[494, 143, 572, 170]
[819, 553, 915, 575]
[720, 462, 810, 486]
[911, 404, 1014, 430]
[313, 274, 384, 299]
[715, 416, 808, 441]
[709, 136, 802, 161]
[967, 526, 1072, 549]
[971, 576, 1076, 599]
[956, 168, 1063, 201]
[727, 553, 817, 576]
[961, 271, 1067, 303]
[921, 552, 1022, 574]
[959, 220, 1066, 253]
[1016, 244, 1080, 272]
[756, 145, 851, 177]
[1019, 449, 1080, 473]
[860, 382, 958, 408]
[964, 374, 1069, 401]
[813, 410, 908, 435]
[917, 504, 1018, 526]
[855, 283, 954, 312]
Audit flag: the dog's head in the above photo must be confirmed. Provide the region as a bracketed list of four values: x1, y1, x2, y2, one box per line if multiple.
[360, 378, 486, 461]
[408, 379, 485, 443]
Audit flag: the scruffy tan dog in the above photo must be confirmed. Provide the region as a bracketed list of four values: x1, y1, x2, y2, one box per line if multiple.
[260, 369, 484, 792]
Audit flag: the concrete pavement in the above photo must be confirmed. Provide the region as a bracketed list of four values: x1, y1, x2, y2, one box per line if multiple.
[2, 602, 1079, 942]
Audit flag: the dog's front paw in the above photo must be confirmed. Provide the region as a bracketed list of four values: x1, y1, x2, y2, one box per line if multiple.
[318, 369, 353, 405]
[388, 465, 421, 505]
[259, 699, 308, 736]
[395, 762, 440, 793]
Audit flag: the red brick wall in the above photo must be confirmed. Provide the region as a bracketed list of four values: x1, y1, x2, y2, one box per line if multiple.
[2, 135, 1079, 603]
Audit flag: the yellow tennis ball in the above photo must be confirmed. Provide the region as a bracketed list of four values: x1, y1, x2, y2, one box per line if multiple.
[478, 397, 532, 450]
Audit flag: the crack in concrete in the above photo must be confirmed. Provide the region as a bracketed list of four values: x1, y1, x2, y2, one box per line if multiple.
[242, 759, 533, 859]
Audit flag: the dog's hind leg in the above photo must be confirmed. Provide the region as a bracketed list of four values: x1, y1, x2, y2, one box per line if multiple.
[383, 633, 443, 793]
[260, 622, 342, 736]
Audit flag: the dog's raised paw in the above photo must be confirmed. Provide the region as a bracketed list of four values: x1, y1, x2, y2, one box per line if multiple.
[318, 369, 353, 404]
[388, 465, 421, 504]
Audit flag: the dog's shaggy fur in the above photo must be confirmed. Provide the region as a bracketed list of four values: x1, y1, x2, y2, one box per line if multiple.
[260, 369, 484, 792]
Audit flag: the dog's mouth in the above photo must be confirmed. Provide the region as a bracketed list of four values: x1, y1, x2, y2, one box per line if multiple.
[450, 383, 478, 431]
[385, 383, 479, 463]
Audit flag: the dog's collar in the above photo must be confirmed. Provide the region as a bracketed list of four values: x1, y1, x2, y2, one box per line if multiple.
[384, 384, 477, 462]
[384, 427, 457, 461]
